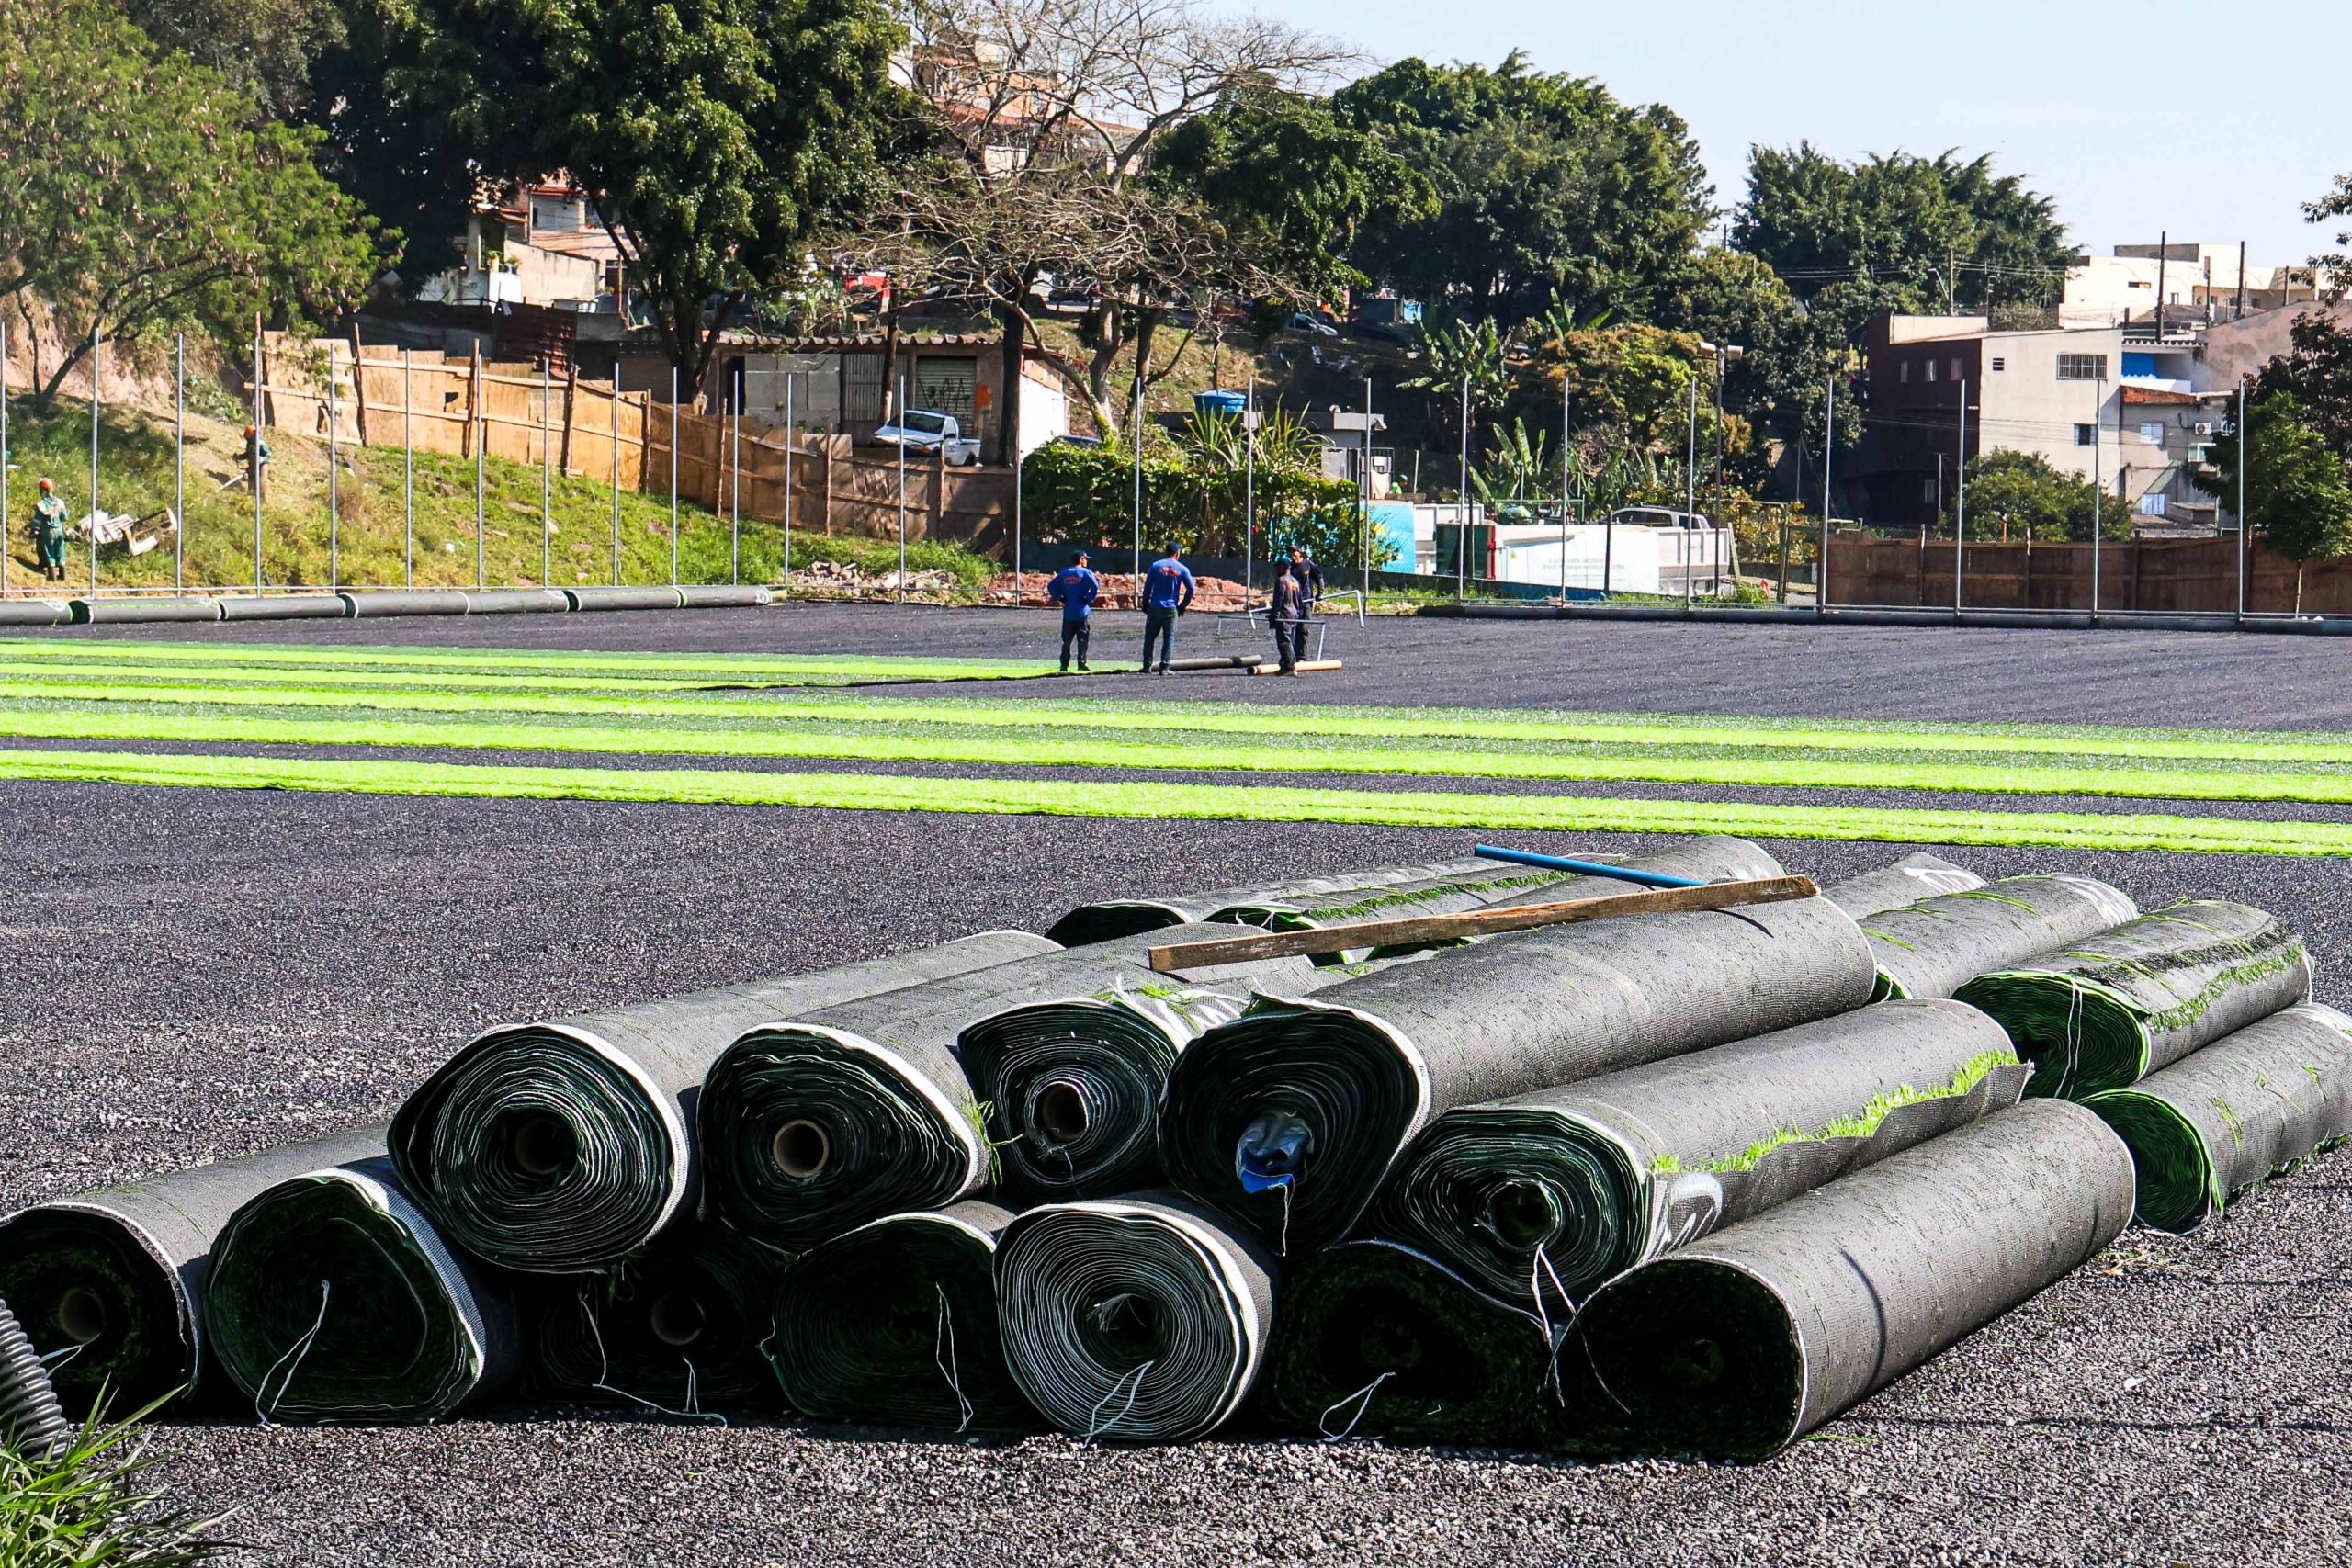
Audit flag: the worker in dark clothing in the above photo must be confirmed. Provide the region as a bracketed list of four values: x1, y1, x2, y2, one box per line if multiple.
[1288, 545, 1326, 604]
[241, 424, 271, 503]
[1047, 549, 1102, 672]
[1268, 558, 1309, 674]
[1138, 544, 1195, 673]
[31, 478, 67, 582]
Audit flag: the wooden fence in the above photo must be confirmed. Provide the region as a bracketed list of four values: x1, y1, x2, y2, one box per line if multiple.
[260, 333, 1012, 546]
[1826, 529, 2352, 615]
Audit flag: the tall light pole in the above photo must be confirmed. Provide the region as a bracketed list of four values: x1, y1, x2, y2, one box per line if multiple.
[1457, 371, 1470, 598]
[1954, 378, 1969, 613]
[1683, 343, 1710, 607]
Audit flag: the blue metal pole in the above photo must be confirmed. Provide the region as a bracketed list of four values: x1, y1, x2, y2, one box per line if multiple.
[1473, 844, 1709, 889]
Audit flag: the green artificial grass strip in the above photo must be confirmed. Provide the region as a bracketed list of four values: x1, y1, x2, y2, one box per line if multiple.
[1673, 1048, 2020, 1173]
[1, 747, 2348, 856]
[14, 700, 2352, 807]
[0, 638, 1056, 680]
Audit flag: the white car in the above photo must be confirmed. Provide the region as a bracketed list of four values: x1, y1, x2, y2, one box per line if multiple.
[872, 409, 982, 466]
[1608, 506, 1713, 530]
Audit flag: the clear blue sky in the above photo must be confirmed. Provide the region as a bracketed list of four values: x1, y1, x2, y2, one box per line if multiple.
[1266, 0, 2346, 265]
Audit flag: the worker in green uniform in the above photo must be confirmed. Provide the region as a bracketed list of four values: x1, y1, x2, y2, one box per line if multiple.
[31, 477, 67, 582]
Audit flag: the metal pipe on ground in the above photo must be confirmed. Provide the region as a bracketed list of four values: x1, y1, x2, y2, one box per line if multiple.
[205, 1155, 520, 1424]
[1954, 900, 2312, 1099]
[1861, 874, 2140, 999]
[676, 585, 772, 609]
[217, 595, 346, 621]
[1365, 998, 2026, 1314]
[2084, 1001, 2352, 1231]
[0, 1296, 72, 1458]
[389, 930, 1057, 1274]
[994, 1191, 1275, 1444]
[0, 600, 71, 627]
[1159, 885, 1877, 1256]
[769, 1201, 1035, 1431]
[0, 1125, 387, 1416]
[1562, 1100, 2135, 1461]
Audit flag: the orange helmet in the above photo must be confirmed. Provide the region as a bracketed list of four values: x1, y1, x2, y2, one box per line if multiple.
[244, 424, 257, 436]
[38, 477, 52, 491]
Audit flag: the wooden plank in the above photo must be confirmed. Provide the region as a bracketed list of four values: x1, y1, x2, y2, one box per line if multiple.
[1144, 874, 1820, 973]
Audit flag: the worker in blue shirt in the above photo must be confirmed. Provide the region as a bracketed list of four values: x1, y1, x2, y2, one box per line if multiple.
[1138, 543, 1194, 673]
[1046, 549, 1101, 672]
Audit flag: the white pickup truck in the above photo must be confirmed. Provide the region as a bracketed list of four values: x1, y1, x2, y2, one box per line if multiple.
[872, 409, 983, 466]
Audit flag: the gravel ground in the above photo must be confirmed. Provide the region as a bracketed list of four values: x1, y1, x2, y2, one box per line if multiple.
[4, 778, 2350, 1567]
[49, 600, 2352, 729]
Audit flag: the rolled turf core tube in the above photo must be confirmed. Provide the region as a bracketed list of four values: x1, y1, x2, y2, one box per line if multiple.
[1860, 874, 2138, 1000]
[1818, 852, 1984, 918]
[1044, 858, 1496, 947]
[702, 927, 1324, 1252]
[1160, 895, 1879, 1255]
[1260, 1240, 1557, 1448]
[2085, 1002, 2352, 1232]
[994, 1192, 1275, 1444]
[528, 1222, 786, 1412]
[1566, 1099, 2135, 1461]
[1211, 837, 1786, 964]
[206, 1156, 518, 1424]
[1366, 999, 2025, 1314]
[1953, 900, 2312, 1100]
[0, 1125, 388, 1416]
[388, 930, 1057, 1273]
[769, 1201, 1032, 1430]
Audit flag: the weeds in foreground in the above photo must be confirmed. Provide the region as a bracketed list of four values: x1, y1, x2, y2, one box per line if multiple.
[1, 1399, 234, 1566]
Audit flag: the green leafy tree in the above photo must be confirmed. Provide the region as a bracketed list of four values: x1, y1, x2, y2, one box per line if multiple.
[119, 0, 346, 114]
[1656, 249, 1821, 481]
[1333, 52, 1712, 322]
[391, 0, 904, 393]
[2253, 310, 2352, 462]
[1468, 417, 1555, 513]
[2207, 390, 2352, 611]
[0, 0, 378, 410]
[1940, 451, 2119, 542]
[1400, 315, 1514, 454]
[1734, 144, 2069, 311]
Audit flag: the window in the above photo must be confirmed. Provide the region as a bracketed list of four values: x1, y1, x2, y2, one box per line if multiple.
[2138, 422, 2165, 445]
[1991, 356, 2007, 372]
[1925, 358, 1938, 383]
[2138, 491, 2169, 517]
[1922, 480, 1938, 502]
[1951, 358, 1963, 382]
[2075, 423, 2097, 446]
[2058, 354, 2109, 381]
[1900, 359, 1911, 383]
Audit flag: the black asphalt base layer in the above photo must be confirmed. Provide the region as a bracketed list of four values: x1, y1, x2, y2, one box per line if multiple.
[51, 598, 2352, 728]
[7, 608, 2352, 1564]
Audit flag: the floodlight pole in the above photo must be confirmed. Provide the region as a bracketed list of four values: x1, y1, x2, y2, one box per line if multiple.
[1954, 379, 1968, 613]
[402, 349, 414, 589]
[174, 333, 185, 592]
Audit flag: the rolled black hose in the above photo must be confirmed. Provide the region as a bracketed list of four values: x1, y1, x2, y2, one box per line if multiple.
[527, 1221, 787, 1414]
[2085, 1002, 2352, 1232]
[701, 928, 1320, 1254]
[1564, 1100, 2135, 1461]
[206, 1156, 521, 1425]
[1819, 852, 1983, 918]
[1861, 874, 2138, 1000]
[994, 1192, 1276, 1444]
[1159, 894, 1878, 1256]
[769, 1202, 1034, 1431]
[1260, 1240, 1558, 1449]
[1954, 900, 2313, 1099]
[389, 930, 1057, 1273]
[1044, 859, 1492, 947]
[0, 1295, 72, 1459]
[1364, 999, 2025, 1314]
[0, 1124, 388, 1416]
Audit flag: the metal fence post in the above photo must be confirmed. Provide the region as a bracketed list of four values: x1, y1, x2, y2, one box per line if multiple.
[897, 374, 908, 604]
[541, 358, 553, 588]
[89, 327, 100, 594]
[729, 398, 741, 586]
[1, 317, 10, 600]
[782, 372, 794, 596]
[253, 325, 264, 590]
[402, 349, 414, 589]
[328, 344, 341, 591]
[174, 333, 185, 592]
[474, 389, 486, 591]
[610, 377, 621, 588]
[670, 367, 680, 588]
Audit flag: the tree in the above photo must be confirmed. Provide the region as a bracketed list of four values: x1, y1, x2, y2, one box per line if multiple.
[1333, 53, 1712, 323]
[2305, 170, 2352, 298]
[2208, 391, 2352, 612]
[0, 0, 378, 409]
[1941, 451, 2117, 542]
[1399, 315, 1515, 454]
[118, 0, 346, 115]
[1734, 144, 2069, 312]
[392, 0, 904, 396]
[1656, 248, 1819, 484]
[2253, 309, 2352, 462]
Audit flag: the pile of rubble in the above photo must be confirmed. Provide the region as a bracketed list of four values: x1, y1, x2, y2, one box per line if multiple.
[982, 571, 1255, 612]
[786, 559, 970, 600]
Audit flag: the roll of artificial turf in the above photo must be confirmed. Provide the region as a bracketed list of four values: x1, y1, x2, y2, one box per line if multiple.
[994, 1192, 1275, 1444]
[2084, 1002, 2352, 1232]
[0, 1124, 388, 1416]
[1044, 859, 1494, 946]
[1953, 900, 2312, 1100]
[1208, 837, 1787, 962]
[1565, 1099, 2135, 1461]
[1259, 1240, 1558, 1448]
[205, 1155, 520, 1425]
[1364, 999, 2025, 1314]
[700, 928, 1323, 1253]
[526, 1221, 787, 1414]
[389, 930, 1057, 1273]
[769, 1201, 1034, 1431]
[1820, 852, 1984, 917]
[1861, 874, 2140, 1000]
[1159, 895, 1879, 1255]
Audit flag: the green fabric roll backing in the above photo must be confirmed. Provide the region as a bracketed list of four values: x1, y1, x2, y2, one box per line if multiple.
[769, 1202, 1032, 1431]
[1260, 1240, 1560, 1448]
[206, 1164, 511, 1424]
[0, 1211, 182, 1414]
[1953, 900, 2312, 1099]
[527, 1222, 786, 1413]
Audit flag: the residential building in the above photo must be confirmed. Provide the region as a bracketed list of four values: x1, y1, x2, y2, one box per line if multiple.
[412, 180, 627, 316]
[2062, 242, 2329, 328]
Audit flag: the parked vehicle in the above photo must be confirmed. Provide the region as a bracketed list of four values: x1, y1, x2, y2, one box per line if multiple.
[1608, 506, 1713, 531]
[872, 410, 983, 466]
[1286, 311, 1339, 337]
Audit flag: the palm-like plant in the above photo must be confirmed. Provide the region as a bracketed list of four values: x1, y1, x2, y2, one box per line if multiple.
[1468, 417, 1556, 511]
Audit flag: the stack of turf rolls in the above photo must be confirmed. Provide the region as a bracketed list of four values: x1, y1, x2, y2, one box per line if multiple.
[5, 844, 2345, 1462]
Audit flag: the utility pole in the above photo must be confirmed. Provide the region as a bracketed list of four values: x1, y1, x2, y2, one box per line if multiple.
[2154, 230, 2169, 339]
[2235, 240, 2248, 321]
